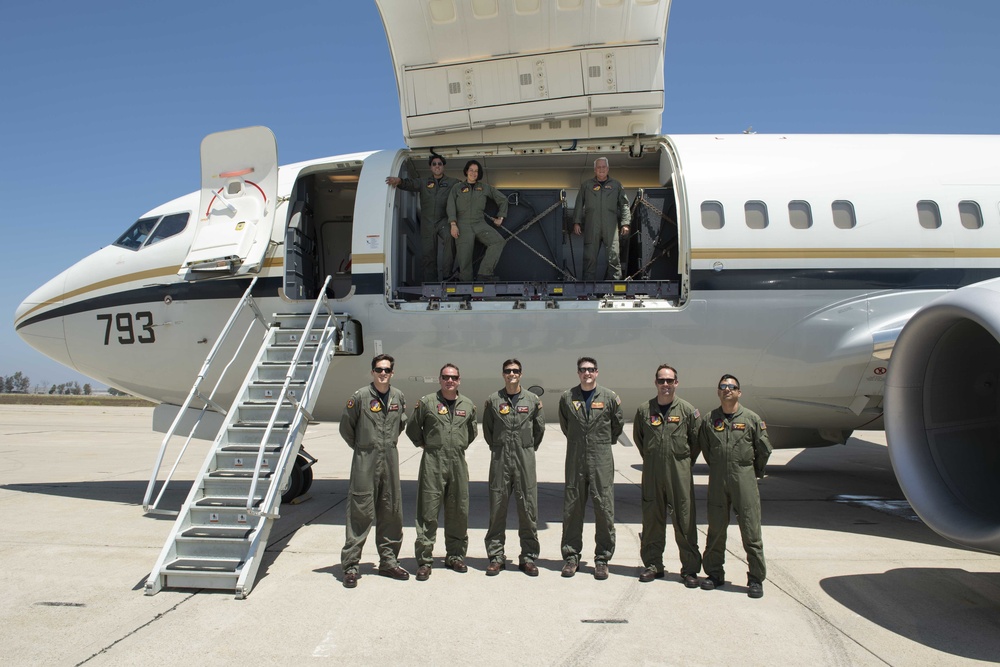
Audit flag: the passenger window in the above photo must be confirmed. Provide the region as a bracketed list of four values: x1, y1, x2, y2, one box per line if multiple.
[917, 201, 941, 229]
[959, 201, 983, 230]
[701, 201, 724, 230]
[146, 213, 190, 246]
[788, 201, 812, 229]
[744, 201, 768, 229]
[832, 200, 856, 229]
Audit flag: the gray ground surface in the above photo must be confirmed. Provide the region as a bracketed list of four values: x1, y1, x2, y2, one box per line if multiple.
[1, 405, 998, 666]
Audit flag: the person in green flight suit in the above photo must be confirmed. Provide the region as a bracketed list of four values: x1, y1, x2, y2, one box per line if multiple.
[698, 374, 772, 598]
[633, 364, 702, 587]
[446, 159, 509, 281]
[386, 153, 457, 282]
[406, 363, 478, 580]
[339, 354, 409, 588]
[573, 157, 631, 280]
[558, 356, 624, 580]
[482, 358, 546, 577]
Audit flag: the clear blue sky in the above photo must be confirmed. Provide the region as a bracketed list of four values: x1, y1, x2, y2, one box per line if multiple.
[3, 0, 998, 389]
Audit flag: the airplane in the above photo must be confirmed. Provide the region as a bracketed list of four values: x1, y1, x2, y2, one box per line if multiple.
[13, 0, 1000, 563]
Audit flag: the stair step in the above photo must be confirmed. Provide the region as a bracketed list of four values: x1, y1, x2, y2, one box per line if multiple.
[181, 526, 253, 540]
[166, 558, 243, 573]
[208, 468, 274, 479]
[196, 496, 263, 508]
[220, 444, 282, 454]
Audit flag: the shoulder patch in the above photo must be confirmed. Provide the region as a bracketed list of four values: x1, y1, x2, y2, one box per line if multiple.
[346, 398, 355, 409]
[760, 420, 767, 430]
[693, 408, 701, 419]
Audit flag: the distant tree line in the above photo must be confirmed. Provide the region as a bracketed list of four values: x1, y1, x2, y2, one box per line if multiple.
[48, 381, 93, 395]
[1, 371, 93, 395]
[0, 371, 31, 393]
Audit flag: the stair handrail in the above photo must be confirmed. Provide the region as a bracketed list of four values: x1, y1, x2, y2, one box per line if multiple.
[246, 275, 334, 513]
[143, 277, 265, 513]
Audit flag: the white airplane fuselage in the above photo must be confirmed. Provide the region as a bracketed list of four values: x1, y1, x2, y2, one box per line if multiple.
[16, 133, 1000, 448]
[14, 0, 1000, 555]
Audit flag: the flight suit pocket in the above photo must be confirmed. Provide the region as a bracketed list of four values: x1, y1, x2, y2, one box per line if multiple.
[669, 431, 692, 460]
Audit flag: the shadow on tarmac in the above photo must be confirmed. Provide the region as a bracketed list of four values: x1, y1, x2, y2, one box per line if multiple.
[1, 436, 974, 554]
[820, 568, 1000, 661]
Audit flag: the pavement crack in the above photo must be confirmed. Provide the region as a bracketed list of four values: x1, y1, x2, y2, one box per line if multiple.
[74, 593, 198, 666]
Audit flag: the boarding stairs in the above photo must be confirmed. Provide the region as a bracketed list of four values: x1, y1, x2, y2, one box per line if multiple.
[143, 276, 358, 598]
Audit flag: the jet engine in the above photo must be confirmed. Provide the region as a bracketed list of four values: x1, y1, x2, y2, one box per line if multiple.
[885, 280, 1000, 554]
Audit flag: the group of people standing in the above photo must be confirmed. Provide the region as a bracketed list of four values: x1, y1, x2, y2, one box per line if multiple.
[386, 155, 632, 283]
[337, 354, 771, 600]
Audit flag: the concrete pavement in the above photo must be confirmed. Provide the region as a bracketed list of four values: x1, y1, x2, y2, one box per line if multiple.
[1, 405, 998, 666]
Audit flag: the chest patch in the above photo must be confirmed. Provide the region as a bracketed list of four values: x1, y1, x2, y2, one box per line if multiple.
[437, 403, 448, 415]
[650, 414, 662, 426]
[516, 405, 530, 414]
[499, 403, 511, 415]
[591, 401, 605, 409]
[369, 399, 382, 412]
[713, 418, 725, 432]
[733, 423, 747, 431]
[388, 403, 400, 412]
[456, 409, 467, 417]
[667, 415, 681, 423]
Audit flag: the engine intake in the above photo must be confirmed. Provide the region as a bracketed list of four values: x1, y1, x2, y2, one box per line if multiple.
[885, 283, 1000, 553]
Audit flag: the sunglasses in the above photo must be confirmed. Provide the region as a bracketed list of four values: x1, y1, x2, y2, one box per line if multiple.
[503, 368, 522, 375]
[577, 367, 597, 373]
[656, 378, 678, 385]
[373, 367, 393, 374]
[441, 374, 459, 381]
[719, 383, 740, 391]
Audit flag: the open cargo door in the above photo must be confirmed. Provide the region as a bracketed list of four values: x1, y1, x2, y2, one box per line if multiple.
[375, 0, 671, 148]
[180, 126, 279, 276]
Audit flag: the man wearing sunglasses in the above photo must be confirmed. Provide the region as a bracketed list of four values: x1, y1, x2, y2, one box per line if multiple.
[482, 359, 546, 576]
[386, 153, 457, 282]
[697, 374, 772, 598]
[633, 364, 702, 587]
[558, 357, 624, 580]
[339, 354, 409, 588]
[406, 363, 478, 580]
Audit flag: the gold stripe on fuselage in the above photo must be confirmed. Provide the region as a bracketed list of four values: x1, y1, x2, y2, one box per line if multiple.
[691, 247, 1000, 260]
[15, 256, 287, 326]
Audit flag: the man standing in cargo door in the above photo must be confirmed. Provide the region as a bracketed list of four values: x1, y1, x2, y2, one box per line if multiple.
[406, 363, 478, 580]
[573, 157, 631, 280]
[339, 354, 409, 589]
[558, 356, 624, 580]
[386, 153, 457, 282]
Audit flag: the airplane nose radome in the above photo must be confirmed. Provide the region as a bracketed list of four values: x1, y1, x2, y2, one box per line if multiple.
[15, 272, 75, 371]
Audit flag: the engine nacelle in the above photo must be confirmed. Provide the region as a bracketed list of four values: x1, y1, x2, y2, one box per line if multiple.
[885, 281, 1000, 554]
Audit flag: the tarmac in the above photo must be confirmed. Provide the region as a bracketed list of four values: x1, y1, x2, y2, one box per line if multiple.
[1, 405, 999, 666]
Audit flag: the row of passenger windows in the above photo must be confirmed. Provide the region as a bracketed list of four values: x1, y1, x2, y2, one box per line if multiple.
[700, 200, 988, 231]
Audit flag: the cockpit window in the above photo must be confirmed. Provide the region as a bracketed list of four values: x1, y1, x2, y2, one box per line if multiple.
[146, 213, 189, 246]
[113, 213, 189, 250]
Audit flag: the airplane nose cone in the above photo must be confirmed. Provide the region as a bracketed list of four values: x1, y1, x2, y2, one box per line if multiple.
[14, 271, 75, 371]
